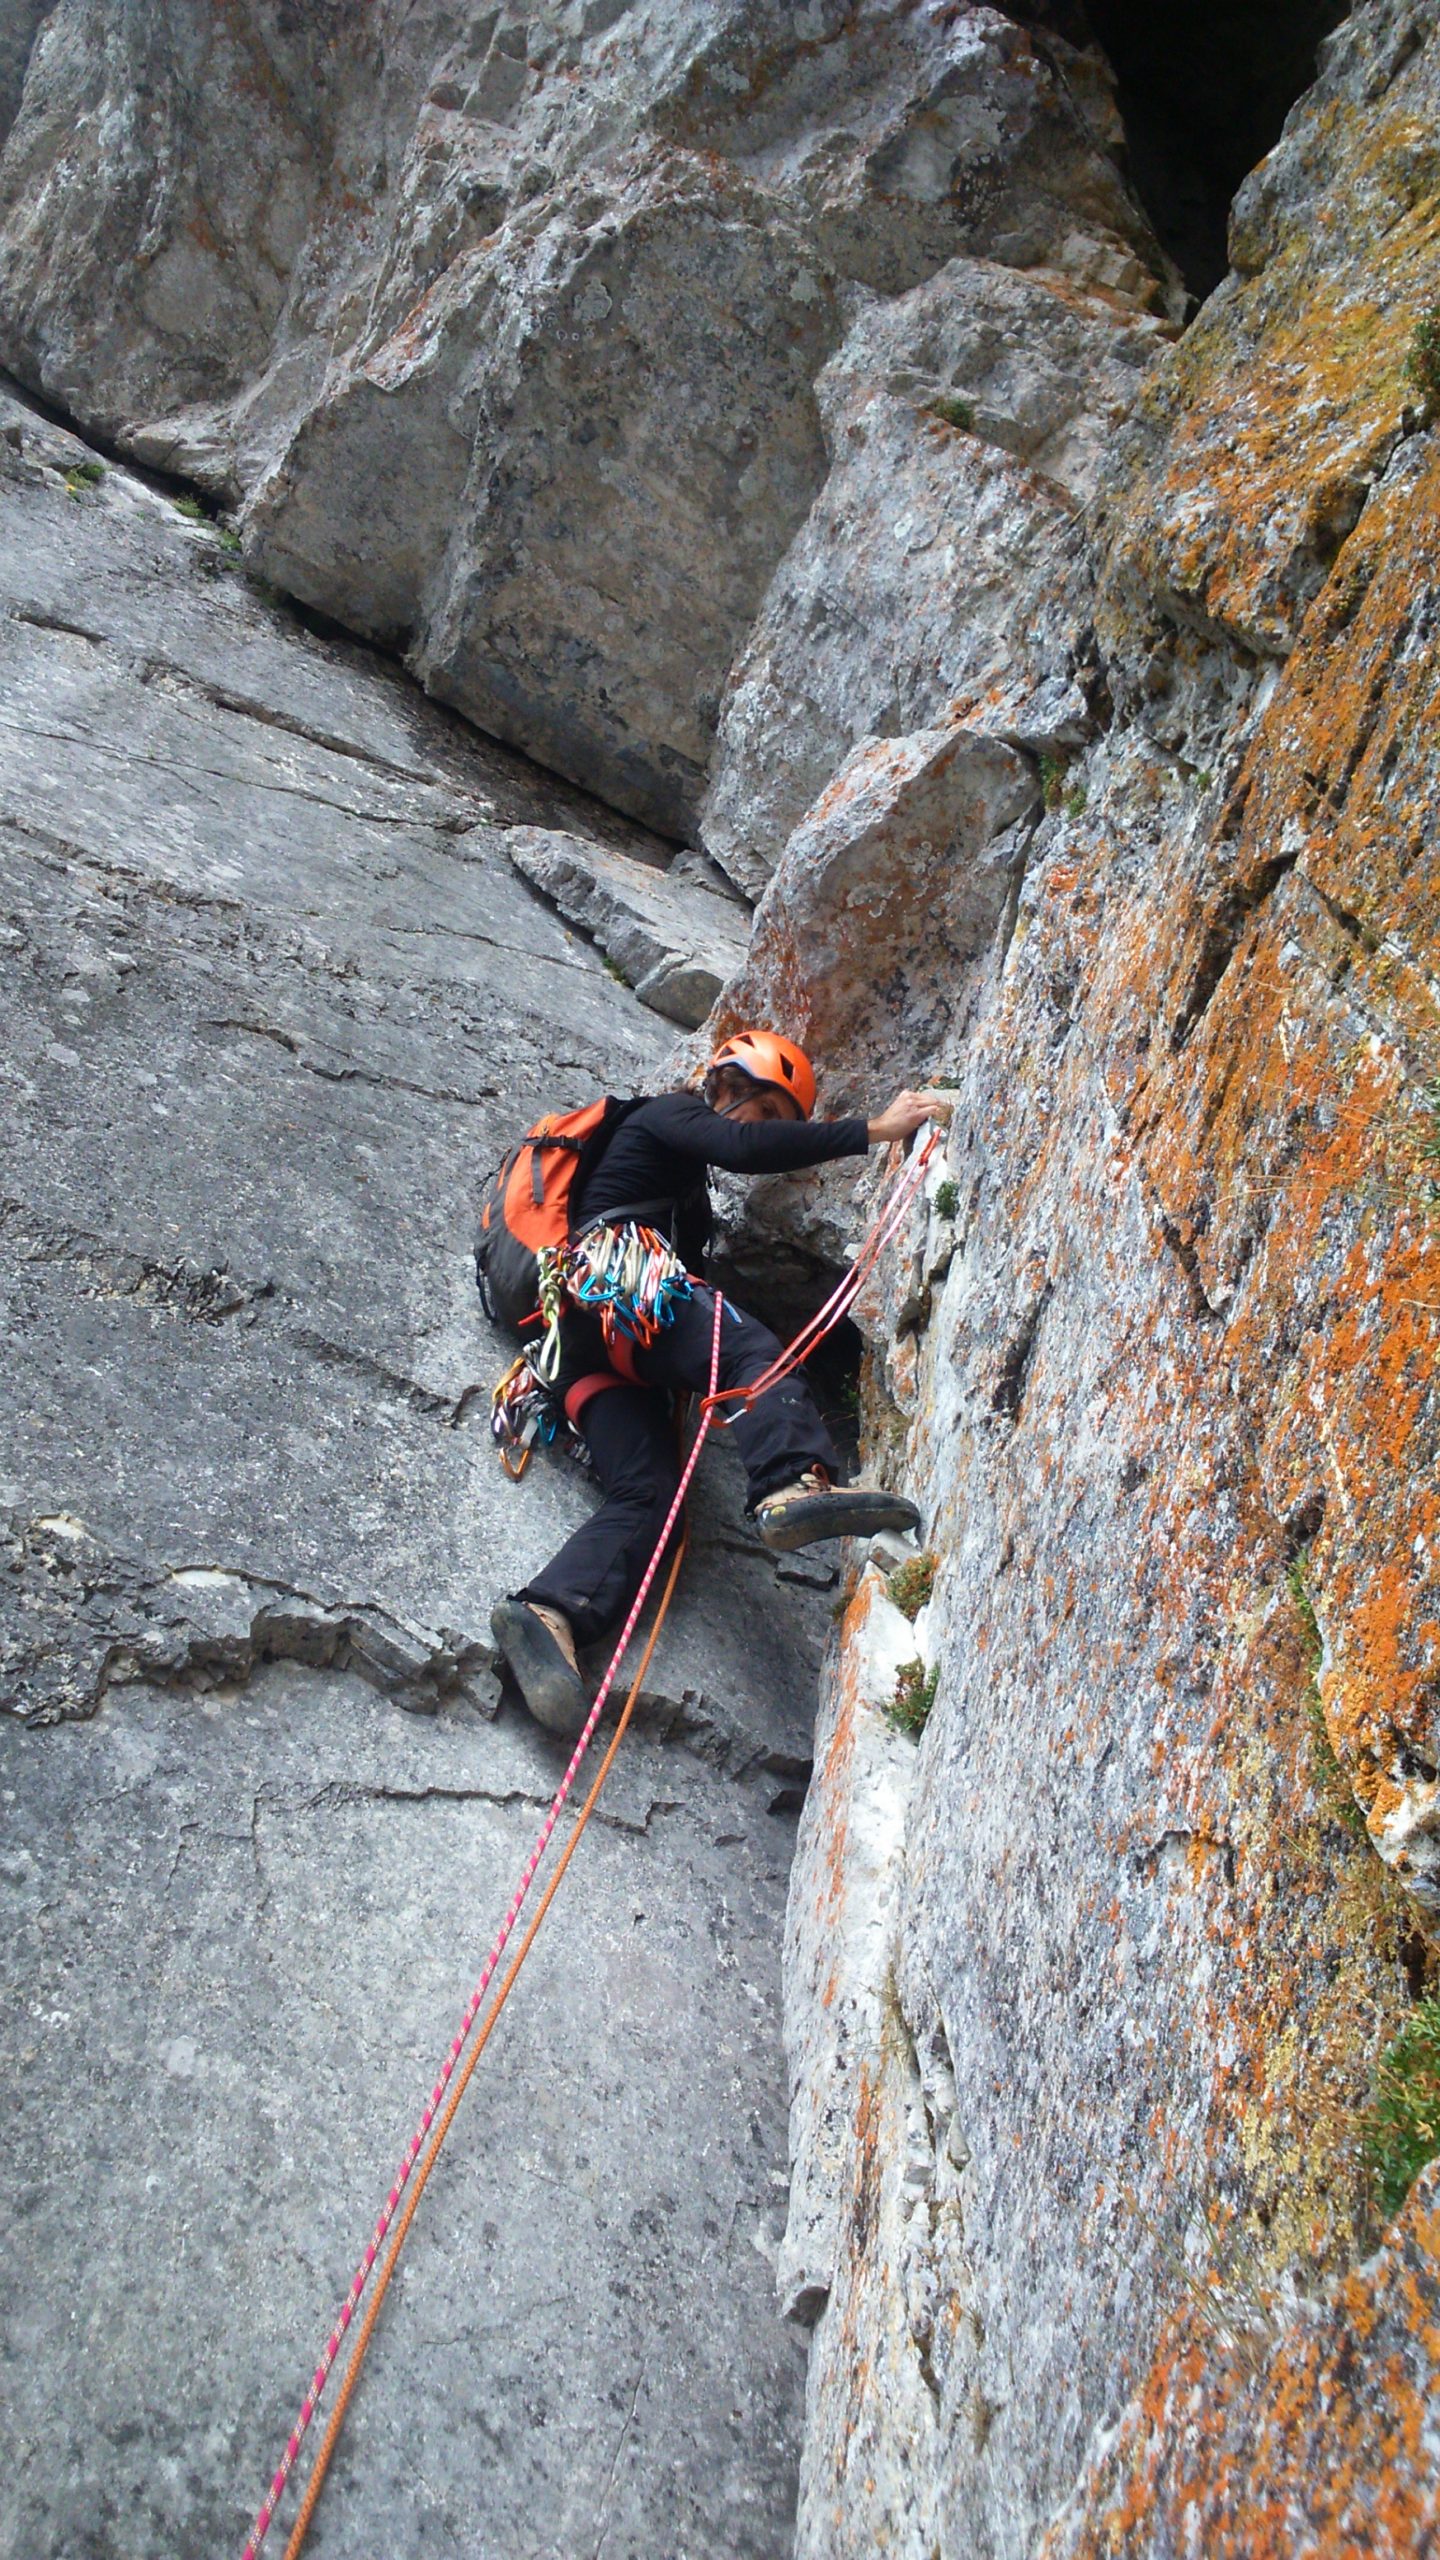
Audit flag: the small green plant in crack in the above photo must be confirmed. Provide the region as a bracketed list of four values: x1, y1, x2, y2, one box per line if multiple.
[924, 392, 974, 433]
[886, 1656, 938, 1737]
[1063, 781, 1088, 820]
[1361, 1993, 1440, 2217]
[1404, 308, 1440, 410]
[1288, 1552, 1368, 1841]
[888, 1552, 936, 1621]
[1038, 750, 1072, 812]
[933, 1177, 959, 1221]
[173, 491, 241, 553]
[64, 459, 105, 497]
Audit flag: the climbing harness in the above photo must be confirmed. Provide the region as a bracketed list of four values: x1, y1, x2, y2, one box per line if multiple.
[240, 1127, 941, 2559]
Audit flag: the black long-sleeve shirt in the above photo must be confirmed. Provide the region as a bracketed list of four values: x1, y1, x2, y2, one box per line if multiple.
[574, 1089, 869, 1268]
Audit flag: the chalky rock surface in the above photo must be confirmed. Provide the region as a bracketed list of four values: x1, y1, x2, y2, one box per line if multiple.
[0, 392, 817, 2557]
[0, 0, 53, 148]
[701, 256, 1167, 895]
[0, 0, 1163, 832]
[504, 825, 749, 1029]
[767, 3, 1440, 2552]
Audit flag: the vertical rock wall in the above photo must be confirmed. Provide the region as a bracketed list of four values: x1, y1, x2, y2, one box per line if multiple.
[0, 1, 1167, 832]
[3, 3, 1439, 2556]
[768, 4, 1440, 2551]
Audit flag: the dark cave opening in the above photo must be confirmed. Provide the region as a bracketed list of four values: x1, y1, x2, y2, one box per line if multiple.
[1081, 0, 1353, 301]
[1014, 0, 1352, 298]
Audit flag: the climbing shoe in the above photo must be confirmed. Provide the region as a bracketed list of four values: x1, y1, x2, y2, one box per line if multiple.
[754, 1468, 923, 1554]
[490, 1598, 590, 1738]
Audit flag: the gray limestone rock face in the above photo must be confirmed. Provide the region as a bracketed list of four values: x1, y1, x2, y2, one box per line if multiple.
[0, 0, 55, 150]
[0, 2, 1164, 835]
[504, 824, 749, 1028]
[698, 721, 1038, 1273]
[770, 12, 1440, 2535]
[0, 392, 824, 2555]
[398, 155, 842, 837]
[701, 256, 1167, 896]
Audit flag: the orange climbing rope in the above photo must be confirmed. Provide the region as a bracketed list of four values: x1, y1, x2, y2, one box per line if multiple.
[280, 1529, 689, 2559]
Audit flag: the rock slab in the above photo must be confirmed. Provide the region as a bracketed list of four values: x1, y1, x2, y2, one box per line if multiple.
[0, 390, 818, 2557]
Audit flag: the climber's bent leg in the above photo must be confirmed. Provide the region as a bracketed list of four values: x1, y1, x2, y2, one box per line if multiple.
[635, 1288, 922, 1553]
[518, 1381, 682, 1647]
[631, 1287, 838, 1504]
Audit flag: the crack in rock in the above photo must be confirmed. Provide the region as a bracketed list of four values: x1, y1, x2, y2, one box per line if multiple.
[299, 1777, 686, 1838]
[199, 1015, 499, 1108]
[1, 1193, 482, 1419]
[0, 1510, 497, 1725]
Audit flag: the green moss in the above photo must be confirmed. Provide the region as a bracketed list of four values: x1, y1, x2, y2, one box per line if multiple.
[933, 1178, 959, 1221]
[1038, 750, 1072, 812]
[1288, 1553, 1368, 1842]
[64, 459, 105, 497]
[1063, 782, 1088, 820]
[925, 393, 974, 433]
[887, 1552, 936, 1620]
[173, 493, 208, 522]
[1404, 307, 1440, 408]
[1362, 1994, 1440, 2216]
[886, 1656, 938, 1737]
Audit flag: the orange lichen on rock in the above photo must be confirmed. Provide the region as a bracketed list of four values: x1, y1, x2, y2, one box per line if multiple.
[1038, 2170, 1440, 2560]
[1095, 38, 1440, 656]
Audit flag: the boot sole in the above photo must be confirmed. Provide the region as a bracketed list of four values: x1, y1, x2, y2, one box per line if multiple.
[490, 1600, 591, 1738]
[756, 1491, 923, 1554]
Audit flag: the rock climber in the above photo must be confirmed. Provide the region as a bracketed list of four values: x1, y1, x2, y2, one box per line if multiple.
[489, 1028, 935, 1735]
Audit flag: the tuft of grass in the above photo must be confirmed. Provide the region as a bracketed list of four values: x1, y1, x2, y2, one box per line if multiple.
[1063, 782, 1088, 820]
[173, 493, 209, 522]
[1288, 1553, 1368, 1842]
[600, 951, 628, 984]
[218, 524, 242, 555]
[934, 1177, 959, 1221]
[888, 1552, 936, 1620]
[1404, 308, 1440, 409]
[886, 1656, 938, 1737]
[925, 392, 974, 433]
[64, 459, 105, 497]
[1038, 750, 1070, 812]
[1361, 1994, 1440, 2217]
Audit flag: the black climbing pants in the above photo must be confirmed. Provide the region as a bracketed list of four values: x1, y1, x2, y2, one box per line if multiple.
[519, 1286, 839, 1646]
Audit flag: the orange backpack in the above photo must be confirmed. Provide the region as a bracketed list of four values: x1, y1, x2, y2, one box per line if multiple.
[475, 1097, 640, 1331]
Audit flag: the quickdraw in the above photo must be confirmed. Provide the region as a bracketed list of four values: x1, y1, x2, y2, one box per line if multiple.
[567, 1219, 691, 1352]
[529, 1219, 692, 1393]
[488, 1356, 586, 1480]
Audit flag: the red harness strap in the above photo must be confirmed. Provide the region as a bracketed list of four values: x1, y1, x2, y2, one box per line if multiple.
[563, 1371, 626, 1425]
[600, 1332, 642, 1386]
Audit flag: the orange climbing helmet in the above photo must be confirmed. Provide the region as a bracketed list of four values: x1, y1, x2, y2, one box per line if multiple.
[706, 1027, 816, 1119]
